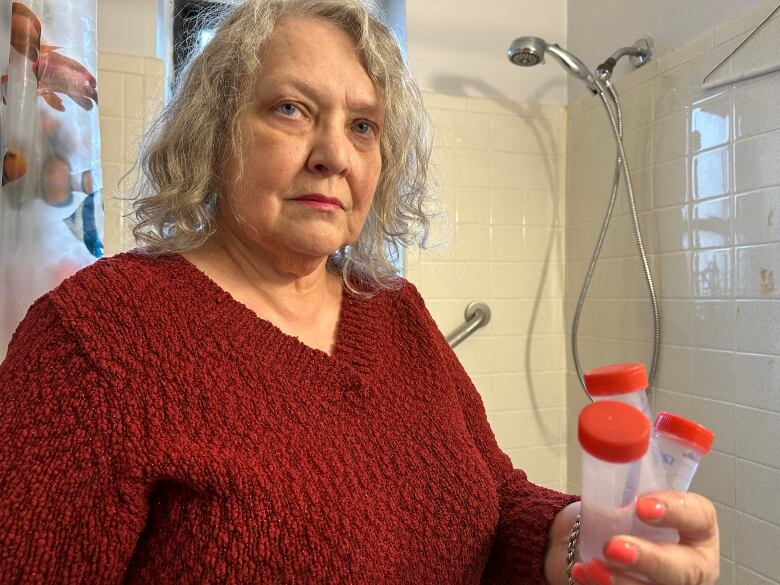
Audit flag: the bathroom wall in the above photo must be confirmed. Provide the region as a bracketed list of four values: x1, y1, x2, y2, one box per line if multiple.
[566, 0, 765, 103]
[98, 0, 159, 57]
[98, 52, 165, 255]
[565, 4, 780, 583]
[404, 93, 568, 491]
[406, 0, 568, 103]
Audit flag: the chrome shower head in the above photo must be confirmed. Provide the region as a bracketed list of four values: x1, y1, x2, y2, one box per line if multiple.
[507, 36, 546, 67]
[507, 36, 599, 93]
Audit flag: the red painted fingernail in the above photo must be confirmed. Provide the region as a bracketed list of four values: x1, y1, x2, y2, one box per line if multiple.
[604, 539, 638, 565]
[584, 559, 612, 585]
[636, 496, 666, 520]
[571, 562, 588, 584]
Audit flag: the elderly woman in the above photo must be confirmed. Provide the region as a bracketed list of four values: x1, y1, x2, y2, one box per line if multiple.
[0, 0, 719, 583]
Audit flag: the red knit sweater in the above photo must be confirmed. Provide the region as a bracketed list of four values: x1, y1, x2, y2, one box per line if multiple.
[0, 252, 577, 584]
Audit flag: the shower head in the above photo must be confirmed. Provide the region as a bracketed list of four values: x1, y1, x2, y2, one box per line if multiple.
[507, 36, 546, 67]
[507, 36, 599, 93]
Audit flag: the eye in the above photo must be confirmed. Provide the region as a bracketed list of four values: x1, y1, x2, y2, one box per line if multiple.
[354, 120, 377, 137]
[276, 102, 300, 117]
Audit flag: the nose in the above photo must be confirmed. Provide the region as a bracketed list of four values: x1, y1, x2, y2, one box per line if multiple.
[306, 121, 350, 177]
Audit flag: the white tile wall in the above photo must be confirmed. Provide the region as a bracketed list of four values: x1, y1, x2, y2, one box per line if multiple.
[406, 93, 568, 490]
[98, 52, 165, 255]
[566, 5, 780, 583]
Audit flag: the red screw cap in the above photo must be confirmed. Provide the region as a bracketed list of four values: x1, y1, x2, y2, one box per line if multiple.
[578, 401, 650, 463]
[584, 362, 648, 396]
[654, 411, 715, 454]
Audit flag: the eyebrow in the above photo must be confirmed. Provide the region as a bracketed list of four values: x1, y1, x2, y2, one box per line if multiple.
[265, 76, 383, 116]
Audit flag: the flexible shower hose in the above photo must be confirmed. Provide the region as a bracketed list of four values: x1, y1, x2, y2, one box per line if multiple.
[570, 79, 661, 396]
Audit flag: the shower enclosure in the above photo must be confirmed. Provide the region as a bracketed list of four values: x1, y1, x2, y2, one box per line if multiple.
[507, 35, 661, 396]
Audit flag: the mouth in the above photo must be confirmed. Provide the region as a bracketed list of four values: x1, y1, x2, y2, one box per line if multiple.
[291, 193, 343, 210]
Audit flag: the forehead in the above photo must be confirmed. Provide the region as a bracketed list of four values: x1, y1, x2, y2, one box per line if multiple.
[255, 15, 381, 111]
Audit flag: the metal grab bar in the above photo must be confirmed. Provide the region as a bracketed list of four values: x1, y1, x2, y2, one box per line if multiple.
[446, 301, 491, 348]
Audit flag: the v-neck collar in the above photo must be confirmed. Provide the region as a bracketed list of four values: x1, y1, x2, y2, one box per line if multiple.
[169, 253, 384, 389]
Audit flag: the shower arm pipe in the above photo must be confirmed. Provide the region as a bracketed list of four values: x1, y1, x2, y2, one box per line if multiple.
[570, 78, 661, 393]
[595, 47, 640, 78]
[595, 37, 654, 81]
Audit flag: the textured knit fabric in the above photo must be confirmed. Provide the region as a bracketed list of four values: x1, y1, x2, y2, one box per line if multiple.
[0, 252, 577, 584]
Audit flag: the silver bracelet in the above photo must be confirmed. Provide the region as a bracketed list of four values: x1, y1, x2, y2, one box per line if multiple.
[566, 513, 581, 585]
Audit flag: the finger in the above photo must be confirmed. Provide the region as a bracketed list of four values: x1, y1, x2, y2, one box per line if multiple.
[601, 536, 720, 585]
[571, 562, 589, 584]
[636, 492, 719, 542]
[582, 559, 659, 585]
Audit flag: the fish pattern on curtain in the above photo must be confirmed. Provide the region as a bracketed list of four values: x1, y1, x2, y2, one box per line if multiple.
[0, 0, 101, 358]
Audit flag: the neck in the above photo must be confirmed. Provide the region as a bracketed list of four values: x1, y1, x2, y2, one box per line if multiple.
[193, 228, 341, 324]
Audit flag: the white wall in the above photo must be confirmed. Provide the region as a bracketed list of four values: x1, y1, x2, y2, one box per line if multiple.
[565, 3, 780, 582]
[97, 0, 158, 57]
[406, 0, 569, 104]
[565, 34, 780, 585]
[98, 52, 166, 256]
[406, 93, 569, 491]
[567, 0, 767, 101]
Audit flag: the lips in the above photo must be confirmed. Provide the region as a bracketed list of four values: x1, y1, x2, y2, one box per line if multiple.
[292, 193, 343, 209]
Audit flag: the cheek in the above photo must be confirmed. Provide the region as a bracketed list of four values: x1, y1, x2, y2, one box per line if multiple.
[220, 174, 277, 228]
[350, 192, 376, 238]
[357, 153, 382, 205]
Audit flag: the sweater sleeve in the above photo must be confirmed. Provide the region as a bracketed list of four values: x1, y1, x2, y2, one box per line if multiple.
[0, 296, 147, 583]
[399, 282, 579, 584]
[450, 362, 579, 585]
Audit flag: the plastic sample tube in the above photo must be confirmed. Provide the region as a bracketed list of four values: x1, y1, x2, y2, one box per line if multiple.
[578, 401, 678, 571]
[653, 411, 715, 492]
[583, 361, 667, 490]
[583, 362, 652, 419]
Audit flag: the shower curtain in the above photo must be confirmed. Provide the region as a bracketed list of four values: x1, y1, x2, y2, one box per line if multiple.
[0, 0, 101, 359]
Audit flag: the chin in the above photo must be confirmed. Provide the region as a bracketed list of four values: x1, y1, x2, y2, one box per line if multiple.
[290, 232, 350, 259]
[290, 242, 344, 262]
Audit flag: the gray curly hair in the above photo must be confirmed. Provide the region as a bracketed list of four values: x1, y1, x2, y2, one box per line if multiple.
[130, 0, 433, 293]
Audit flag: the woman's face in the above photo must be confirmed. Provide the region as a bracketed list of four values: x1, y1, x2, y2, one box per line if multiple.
[219, 15, 384, 268]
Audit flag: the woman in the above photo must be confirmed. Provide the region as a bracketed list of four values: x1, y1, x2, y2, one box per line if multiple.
[0, 0, 719, 583]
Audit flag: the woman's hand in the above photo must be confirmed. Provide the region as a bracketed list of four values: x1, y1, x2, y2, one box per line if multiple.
[572, 491, 720, 585]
